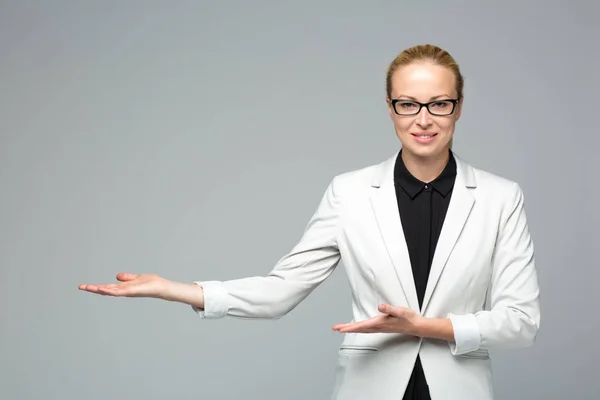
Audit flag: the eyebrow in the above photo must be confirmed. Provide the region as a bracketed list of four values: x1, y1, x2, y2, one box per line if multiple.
[395, 94, 452, 101]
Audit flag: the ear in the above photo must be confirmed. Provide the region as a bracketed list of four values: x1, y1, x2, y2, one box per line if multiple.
[454, 97, 464, 121]
[386, 97, 395, 119]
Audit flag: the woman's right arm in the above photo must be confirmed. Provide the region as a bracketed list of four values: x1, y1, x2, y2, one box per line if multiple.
[78, 272, 206, 309]
[79, 176, 344, 319]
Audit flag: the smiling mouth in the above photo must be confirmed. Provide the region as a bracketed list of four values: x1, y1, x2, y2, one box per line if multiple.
[412, 133, 437, 138]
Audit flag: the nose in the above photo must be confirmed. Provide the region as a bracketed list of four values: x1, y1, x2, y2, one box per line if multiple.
[416, 106, 433, 127]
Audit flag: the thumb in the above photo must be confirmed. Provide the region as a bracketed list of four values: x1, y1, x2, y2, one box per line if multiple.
[378, 304, 393, 314]
[379, 304, 401, 316]
[116, 273, 139, 282]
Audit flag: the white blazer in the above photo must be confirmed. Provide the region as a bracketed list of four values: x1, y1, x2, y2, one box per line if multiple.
[193, 150, 541, 400]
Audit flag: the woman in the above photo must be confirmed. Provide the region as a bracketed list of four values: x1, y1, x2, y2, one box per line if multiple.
[79, 44, 540, 400]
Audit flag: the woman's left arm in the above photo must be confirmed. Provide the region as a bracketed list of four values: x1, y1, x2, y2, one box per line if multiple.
[334, 183, 540, 355]
[421, 182, 541, 355]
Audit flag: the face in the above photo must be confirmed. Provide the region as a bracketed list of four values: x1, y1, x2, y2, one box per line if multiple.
[386, 62, 462, 160]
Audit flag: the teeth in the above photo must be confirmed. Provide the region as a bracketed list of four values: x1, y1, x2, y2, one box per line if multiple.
[418, 135, 432, 138]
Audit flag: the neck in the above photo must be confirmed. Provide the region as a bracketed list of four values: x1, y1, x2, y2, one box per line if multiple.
[401, 148, 450, 183]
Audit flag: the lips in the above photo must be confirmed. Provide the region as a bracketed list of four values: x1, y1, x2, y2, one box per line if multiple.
[411, 133, 437, 138]
[411, 132, 437, 144]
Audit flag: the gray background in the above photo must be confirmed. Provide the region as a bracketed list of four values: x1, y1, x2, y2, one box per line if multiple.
[1, 1, 598, 399]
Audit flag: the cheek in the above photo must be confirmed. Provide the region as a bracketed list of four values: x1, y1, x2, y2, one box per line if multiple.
[392, 117, 412, 133]
[437, 118, 456, 133]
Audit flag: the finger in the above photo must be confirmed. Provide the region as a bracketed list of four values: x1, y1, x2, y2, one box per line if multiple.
[79, 283, 116, 291]
[116, 273, 139, 282]
[95, 285, 125, 296]
[333, 319, 377, 332]
[378, 304, 405, 317]
[98, 283, 121, 290]
[101, 282, 137, 295]
[79, 283, 125, 296]
[337, 325, 378, 333]
[335, 315, 385, 329]
[378, 304, 395, 314]
[332, 323, 351, 331]
[332, 321, 364, 330]
[335, 318, 390, 333]
[79, 284, 98, 292]
[79, 284, 109, 295]
[79, 284, 103, 291]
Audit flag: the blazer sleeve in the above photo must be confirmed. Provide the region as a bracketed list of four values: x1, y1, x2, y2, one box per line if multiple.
[191, 176, 343, 320]
[448, 182, 541, 355]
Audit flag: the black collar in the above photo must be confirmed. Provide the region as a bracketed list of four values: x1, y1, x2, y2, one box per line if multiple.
[394, 149, 457, 198]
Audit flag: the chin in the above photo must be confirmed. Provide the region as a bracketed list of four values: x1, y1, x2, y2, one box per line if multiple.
[400, 137, 451, 159]
[401, 144, 444, 158]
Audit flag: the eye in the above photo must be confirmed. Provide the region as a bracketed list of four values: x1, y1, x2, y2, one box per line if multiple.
[398, 101, 418, 109]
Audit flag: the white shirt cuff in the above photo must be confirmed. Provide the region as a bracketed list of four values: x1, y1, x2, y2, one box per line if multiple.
[447, 313, 481, 355]
[191, 281, 229, 319]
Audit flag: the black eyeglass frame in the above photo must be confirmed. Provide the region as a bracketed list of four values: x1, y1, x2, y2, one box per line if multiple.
[389, 98, 460, 116]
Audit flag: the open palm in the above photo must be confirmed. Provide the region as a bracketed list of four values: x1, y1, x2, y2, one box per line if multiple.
[78, 273, 167, 298]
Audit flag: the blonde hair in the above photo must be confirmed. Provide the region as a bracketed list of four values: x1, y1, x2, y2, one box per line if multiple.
[385, 44, 464, 100]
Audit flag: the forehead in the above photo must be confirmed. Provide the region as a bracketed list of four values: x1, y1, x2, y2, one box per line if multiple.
[390, 62, 456, 99]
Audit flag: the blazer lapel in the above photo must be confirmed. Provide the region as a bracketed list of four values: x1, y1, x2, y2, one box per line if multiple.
[370, 151, 420, 312]
[421, 155, 476, 313]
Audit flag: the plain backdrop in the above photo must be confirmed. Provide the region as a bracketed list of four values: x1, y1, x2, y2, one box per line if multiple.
[1, 1, 598, 399]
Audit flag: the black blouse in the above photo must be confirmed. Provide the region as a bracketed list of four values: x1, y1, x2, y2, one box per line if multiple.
[394, 149, 457, 400]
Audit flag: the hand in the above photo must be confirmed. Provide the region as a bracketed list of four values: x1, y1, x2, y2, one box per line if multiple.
[79, 273, 169, 299]
[332, 304, 423, 335]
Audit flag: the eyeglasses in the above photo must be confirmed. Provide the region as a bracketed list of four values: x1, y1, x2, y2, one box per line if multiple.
[389, 98, 459, 116]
